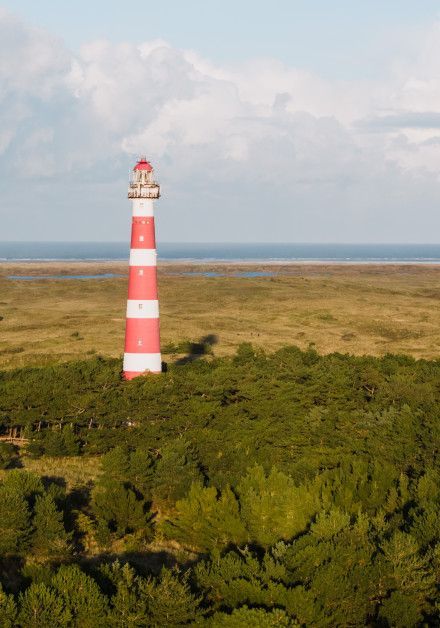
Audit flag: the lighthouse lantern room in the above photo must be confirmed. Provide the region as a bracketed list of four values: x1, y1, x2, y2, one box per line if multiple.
[123, 156, 162, 380]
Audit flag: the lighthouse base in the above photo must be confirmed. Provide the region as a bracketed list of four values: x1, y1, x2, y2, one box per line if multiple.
[123, 352, 162, 379]
[123, 370, 161, 380]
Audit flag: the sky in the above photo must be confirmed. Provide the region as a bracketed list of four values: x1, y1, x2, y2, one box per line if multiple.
[2, 1, 440, 242]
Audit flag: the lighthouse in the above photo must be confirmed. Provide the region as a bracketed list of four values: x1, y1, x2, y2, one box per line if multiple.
[123, 157, 161, 380]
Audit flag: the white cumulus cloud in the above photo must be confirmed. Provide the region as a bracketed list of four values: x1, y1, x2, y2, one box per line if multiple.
[3, 9, 440, 241]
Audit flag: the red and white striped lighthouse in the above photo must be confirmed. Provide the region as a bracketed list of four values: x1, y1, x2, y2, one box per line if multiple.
[123, 156, 161, 380]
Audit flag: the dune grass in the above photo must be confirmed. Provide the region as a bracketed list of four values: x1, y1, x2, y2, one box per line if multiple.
[0, 454, 103, 490]
[1, 261, 440, 369]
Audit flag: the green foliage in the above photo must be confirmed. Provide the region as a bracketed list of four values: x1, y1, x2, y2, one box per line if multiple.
[101, 445, 155, 499]
[0, 471, 72, 559]
[283, 510, 379, 625]
[152, 440, 204, 504]
[0, 485, 32, 554]
[101, 445, 132, 479]
[18, 582, 70, 627]
[163, 483, 247, 551]
[0, 442, 18, 469]
[2, 347, 439, 484]
[380, 531, 436, 617]
[0, 584, 17, 627]
[0, 347, 439, 624]
[236, 466, 319, 547]
[32, 493, 71, 558]
[104, 561, 202, 626]
[205, 606, 294, 626]
[51, 564, 109, 628]
[195, 546, 318, 625]
[379, 591, 423, 628]
[2, 470, 44, 504]
[103, 561, 149, 626]
[164, 466, 321, 551]
[92, 480, 152, 543]
[27, 426, 80, 458]
[141, 568, 202, 626]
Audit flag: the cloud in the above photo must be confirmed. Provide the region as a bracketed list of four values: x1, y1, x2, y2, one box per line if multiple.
[356, 111, 440, 131]
[2, 9, 440, 241]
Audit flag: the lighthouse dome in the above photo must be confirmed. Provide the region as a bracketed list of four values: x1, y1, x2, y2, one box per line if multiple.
[134, 157, 153, 172]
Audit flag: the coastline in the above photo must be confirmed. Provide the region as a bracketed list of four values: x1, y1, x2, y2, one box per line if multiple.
[2, 259, 440, 274]
[2, 260, 440, 286]
[2, 259, 440, 369]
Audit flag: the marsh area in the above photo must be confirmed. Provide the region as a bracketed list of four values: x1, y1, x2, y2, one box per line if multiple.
[1, 261, 440, 369]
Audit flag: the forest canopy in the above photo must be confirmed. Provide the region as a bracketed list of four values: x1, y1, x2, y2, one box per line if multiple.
[0, 345, 438, 626]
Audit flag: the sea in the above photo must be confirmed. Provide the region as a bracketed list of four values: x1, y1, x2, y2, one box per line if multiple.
[2, 242, 440, 263]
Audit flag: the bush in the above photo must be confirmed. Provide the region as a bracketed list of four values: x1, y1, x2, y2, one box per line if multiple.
[28, 426, 81, 458]
[163, 466, 321, 551]
[0, 347, 439, 624]
[0, 442, 18, 469]
[92, 480, 152, 543]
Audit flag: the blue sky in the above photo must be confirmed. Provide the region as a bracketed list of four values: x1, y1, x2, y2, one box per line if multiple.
[2, 2, 440, 242]
[5, 0, 440, 78]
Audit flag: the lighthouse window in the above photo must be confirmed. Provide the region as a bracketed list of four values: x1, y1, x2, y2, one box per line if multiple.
[138, 269, 144, 276]
[139, 235, 144, 242]
[137, 338, 143, 346]
[138, 303, 143, 310]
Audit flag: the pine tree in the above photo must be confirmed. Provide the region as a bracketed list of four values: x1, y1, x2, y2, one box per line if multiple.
[195, 546, 318, 624]
[101, 445, 131, 481]
[380, 531, 436, 614]
[283, 510, 379, 625]
[237, 466, 319, 547]
[128, 448, 155, 499]
[0, 486, 32, 554]
[2, 470, 44, 505]
[51, 564, 109, 628]
[18, 582, 70, 627]
[0, 442, 17, 469]
[139, 568, 202, 626]
[207, 606, 293, 626]
[105, 561, 202, 626]
[104, 561, 149, 627]
[43, 430, 68, 457]
[379, 591, 422, 628]
[0, 584, 17, 627]
[92, 481, 151, 542]
[32, 493, 71, 558]
[152, 440, 204, 504]
[61, 425, 80, 456]
[162, 483, 247, 552]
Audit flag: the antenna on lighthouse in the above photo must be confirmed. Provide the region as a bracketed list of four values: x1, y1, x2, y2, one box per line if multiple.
[122, 156, 161, 380]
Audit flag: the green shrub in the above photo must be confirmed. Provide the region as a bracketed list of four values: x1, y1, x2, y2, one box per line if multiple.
[18, 583, 70, 627]
[0, 442, 18, 469]
[92, 481, 152, 543]
[32, 493, 71, 558]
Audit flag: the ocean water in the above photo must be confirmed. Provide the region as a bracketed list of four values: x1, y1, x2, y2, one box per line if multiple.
[7, 274, 124, 280]
[2, 242, 440, 263]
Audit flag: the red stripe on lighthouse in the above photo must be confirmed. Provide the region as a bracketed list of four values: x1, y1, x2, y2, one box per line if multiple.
[124, 318, 161, 353]
[127, 266, 158, 300]
[130, 218, 156, 248]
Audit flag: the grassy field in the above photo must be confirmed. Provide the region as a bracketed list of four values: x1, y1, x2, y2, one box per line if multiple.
[0, 454, 103, 490]
[1, 261, 440, 369]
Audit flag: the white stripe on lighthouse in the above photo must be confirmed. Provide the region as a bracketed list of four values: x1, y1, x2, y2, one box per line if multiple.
[133, 199, 154, 217]
[126, 299, 159, 318]
[123, 352, 162, 373]
[129, 249, 157, 266]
